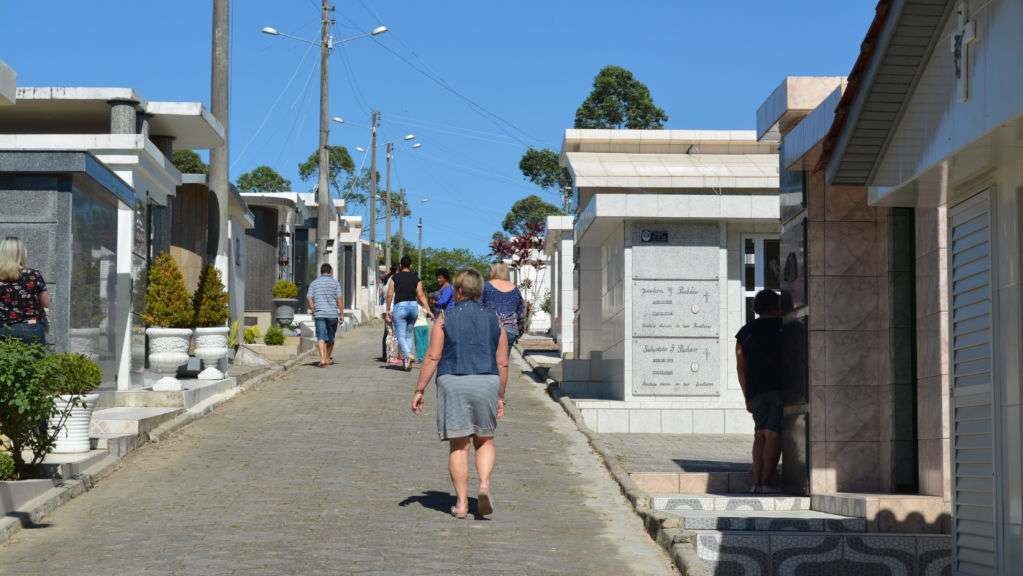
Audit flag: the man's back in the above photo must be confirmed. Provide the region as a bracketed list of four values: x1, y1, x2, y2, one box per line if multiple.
[735, 316, 784, 397]
[308, 275, 341, 318]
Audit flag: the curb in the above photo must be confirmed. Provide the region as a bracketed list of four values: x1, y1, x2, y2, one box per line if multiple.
[0, 341, 322, 547]
[514, 348, 697, 574]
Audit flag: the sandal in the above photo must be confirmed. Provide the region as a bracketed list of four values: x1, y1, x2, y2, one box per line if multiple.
[477, 492, 494, 517]
[451, 505, 468, 519]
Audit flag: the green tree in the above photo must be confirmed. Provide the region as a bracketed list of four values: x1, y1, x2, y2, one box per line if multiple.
[420, 248, 493, 293]
[171, 149, 208, 175]
[574, 65, 668, 129]
[192, 264, 229, 327]
[142, 252, 193, 328]
[298, 146, 356, 202]
[237, 165, 291, 192]
[501, 195, 563, 236]
[519, 147, 573, 208]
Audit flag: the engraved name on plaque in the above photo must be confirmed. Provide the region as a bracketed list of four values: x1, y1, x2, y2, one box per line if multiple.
[632, 279, 719, 338]
[632, 338, 720, 397]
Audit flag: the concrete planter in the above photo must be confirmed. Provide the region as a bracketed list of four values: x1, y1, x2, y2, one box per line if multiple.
[51, 392, 100, 454]
[272, 298, 299, 327]
[146, 327, 192, 391]
[194, 326, 230, 380]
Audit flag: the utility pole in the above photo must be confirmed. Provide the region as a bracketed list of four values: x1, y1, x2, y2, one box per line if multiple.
[417, 217, 423, 277]
[384, 141, 393, 271]
[315, 0, 333, 267]
[398, 188, 406, 261]
[210, 0, 231, 288]
[368, 111, 379, 306]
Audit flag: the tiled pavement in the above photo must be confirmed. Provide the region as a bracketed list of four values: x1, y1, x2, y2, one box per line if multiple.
[0, 323, 676, 576]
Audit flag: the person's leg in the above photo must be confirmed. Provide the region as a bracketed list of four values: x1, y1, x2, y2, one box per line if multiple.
[325, 319, 337, 363]
[761, 430, 782, 486]
[751, 430, 765, 488]
[393, 303, 413, 360]
[473, 436, 496, 494]
[448, 437, 471, 514]
[401, 303, 418, 361]
[313, 319, 327, 365]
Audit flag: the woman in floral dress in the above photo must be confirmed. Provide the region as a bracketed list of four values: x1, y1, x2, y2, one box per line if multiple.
[0, 237, 49, 345]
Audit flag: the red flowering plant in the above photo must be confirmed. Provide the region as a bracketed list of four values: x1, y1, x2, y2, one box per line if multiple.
[488, 221, 549, 333]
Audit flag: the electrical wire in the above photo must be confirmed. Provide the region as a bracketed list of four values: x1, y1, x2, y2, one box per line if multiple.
[272, 60, 319, 168]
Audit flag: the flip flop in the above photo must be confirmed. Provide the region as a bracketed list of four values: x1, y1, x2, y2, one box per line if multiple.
[450, 506, 468, 519]
[477, 492, 494, 517]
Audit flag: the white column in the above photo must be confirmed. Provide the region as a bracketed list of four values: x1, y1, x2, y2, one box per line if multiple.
[116, 203, 135, 390]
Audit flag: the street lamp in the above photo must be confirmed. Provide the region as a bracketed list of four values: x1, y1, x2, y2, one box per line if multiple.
[332, 116, 344, 124]
[383, 136, 420, 270]
[261, 9, 388, 268]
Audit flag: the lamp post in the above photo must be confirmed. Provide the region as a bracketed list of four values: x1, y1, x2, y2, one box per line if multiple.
[261, 12, 387, 267]
[382, 133, 416, 271]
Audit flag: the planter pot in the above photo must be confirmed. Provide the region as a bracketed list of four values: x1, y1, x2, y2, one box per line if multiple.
[194, 326, 230, 381]
[272, 298, 299, 327]
[51, 393, 100, 454]
[146, 327, 192, 391]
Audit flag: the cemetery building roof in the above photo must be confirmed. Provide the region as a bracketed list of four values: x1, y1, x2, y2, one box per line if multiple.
[563, 151, 778, 190]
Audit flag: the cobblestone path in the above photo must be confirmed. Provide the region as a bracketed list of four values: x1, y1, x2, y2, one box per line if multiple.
[0, 324, 674, 575]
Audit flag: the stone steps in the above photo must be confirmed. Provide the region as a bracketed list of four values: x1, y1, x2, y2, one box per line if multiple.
[665, 509, 866, 532]
[95, 377, 238, 411]
[633, 471, 757, 493]
[653, 493, 811, 512]
[89, 407, 182, 437]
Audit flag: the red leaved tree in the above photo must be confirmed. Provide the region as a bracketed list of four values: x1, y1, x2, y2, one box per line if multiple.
[489, 221, 548, 333]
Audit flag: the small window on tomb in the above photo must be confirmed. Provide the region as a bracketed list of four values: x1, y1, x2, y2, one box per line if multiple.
[742, 236, 782, 323]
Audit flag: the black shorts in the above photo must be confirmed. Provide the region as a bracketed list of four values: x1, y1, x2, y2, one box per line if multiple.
[747, 390, 784, 433]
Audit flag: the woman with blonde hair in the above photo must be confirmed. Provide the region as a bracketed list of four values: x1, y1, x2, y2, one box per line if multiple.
[0, 237, 49, 344]
[480, 262, 525, 346]
[411, 268, 508, 519]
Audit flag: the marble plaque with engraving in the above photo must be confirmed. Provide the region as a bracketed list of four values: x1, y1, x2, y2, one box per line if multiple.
[632, 338, 720, 396]
[633, 280, 719, 337]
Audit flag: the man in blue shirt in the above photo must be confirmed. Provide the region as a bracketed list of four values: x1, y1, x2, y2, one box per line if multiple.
[433, 268, 455, 313]
[306, 263, 343, 367]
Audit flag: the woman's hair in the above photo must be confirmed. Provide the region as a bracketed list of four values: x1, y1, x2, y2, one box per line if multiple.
[753, 289, 781, 316]
[489, 262, 510, 281]
[435, 267, 450, 281]
[453, 269, 484, 301]
[399, 255, 412, 270]
[0, 237, 28, 282]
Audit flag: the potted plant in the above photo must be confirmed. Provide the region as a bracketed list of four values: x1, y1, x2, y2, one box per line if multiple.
[272, 279, 299, 327]
[192, 264, 230, 381]
[38, 353, 103, 454]
[263, 325, 285, 346]
[142, 253, 194, 391]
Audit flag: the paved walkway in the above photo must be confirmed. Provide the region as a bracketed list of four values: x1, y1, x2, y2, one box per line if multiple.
[600, 434, 752, 474]
[0, 324, 674, 576]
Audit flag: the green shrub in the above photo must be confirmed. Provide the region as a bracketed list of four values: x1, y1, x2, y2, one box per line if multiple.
[193, 264, 229, 327]
[243, 325, 260, 345]
[272, 279, 298, 299]
[0, 338, 52, 478]
[35, 353, 102, 396]
[227, 320, 241, 349]
[142, 252, 193, 328]
[0, 452, 14, 481]
[263, 325, 285, 346]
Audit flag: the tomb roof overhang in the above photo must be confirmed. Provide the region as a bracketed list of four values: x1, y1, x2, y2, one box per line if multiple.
[574, 192, 779, 247]
[781, 85, 846, 170]
[543, 215, 574, 254]
[564, 151, 779, 190]
[4, 88, 225, 149]
[0, 60, 15, 106]
[821, 0, 955, 186]
[0, 150, 136, 206]
[560, 129, 777, 159]
[755, 77, 846, 142]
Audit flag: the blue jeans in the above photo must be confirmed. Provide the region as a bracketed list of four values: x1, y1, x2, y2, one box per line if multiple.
[1, 322, 46, 345]
[392, 301, 419, 359]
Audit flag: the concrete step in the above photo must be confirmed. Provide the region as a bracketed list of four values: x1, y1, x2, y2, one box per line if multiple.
[633, 471, 757, 494]
[811, 492, 951, 534]
[35, 449, 108, 479]
[91, 432, 143, 458]
[663, 509, 866, 532]
[653, 493, 811, 512]
[94, 377, 237, 410]
[682, 530, 951, 576]
[89, 407, 182, 437]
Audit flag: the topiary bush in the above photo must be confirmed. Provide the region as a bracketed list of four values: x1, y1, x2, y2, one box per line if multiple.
[263, 325, 285, 346]
[193, 264, 229, 327]
[142, 253, 193, 328]
[272, 279, 299, 299]
[243, 325, 260, 345]
[0, 452, 14, 481]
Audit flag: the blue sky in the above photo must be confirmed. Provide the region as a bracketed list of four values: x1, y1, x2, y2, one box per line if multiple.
[1, 1, 875, 253]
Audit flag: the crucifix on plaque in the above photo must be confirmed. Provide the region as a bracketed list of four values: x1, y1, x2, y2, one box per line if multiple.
[951, 0, 977, 103]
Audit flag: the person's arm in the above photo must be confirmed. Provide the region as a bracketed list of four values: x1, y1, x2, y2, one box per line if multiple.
[385, 279, 395, 320]
[306, 293, 316, 314]
[416, 282, 434, 318]
[496, 328, 509, 418]
[335, 281, 343, 312]
[735, 342, 748, 401]
[434, 285, 452, 309]
[411, 317, 445, 413]
[38, 290, 50, 311]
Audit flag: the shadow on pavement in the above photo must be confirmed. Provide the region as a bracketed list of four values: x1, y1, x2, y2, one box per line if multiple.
[398, 490, 479, 516]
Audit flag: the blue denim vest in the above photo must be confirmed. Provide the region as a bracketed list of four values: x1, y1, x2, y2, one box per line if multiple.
[437, 300, 501, 376]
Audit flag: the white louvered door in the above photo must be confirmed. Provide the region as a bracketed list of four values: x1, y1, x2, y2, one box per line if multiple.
[949, 190, 998, 575]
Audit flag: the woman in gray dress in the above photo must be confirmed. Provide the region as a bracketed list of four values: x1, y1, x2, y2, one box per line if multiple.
[411, 269, 509, 519]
